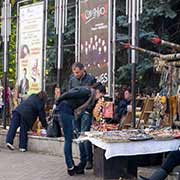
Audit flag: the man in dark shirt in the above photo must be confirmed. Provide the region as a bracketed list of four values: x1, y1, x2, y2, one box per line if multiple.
[69, 62, 96, 90]
[56, 83, 106, 176]
[69, 62, 96, 169]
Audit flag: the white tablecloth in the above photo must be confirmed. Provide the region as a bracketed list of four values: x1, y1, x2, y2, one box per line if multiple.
[78, 137, 180, 159]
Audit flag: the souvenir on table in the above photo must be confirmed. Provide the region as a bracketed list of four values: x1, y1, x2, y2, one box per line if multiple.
[92, 122, 119, 131]
[128, 133, 152, 141]
[85, 129, 153, 143]
[148, 128, 174, 141]
[172, 129, 180, 139]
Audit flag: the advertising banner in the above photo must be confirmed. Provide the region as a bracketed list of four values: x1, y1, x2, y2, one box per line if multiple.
[79, 0, 111, 86]
[18, 2, 44, 95]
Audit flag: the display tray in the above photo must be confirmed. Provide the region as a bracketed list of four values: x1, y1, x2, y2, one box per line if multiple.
[83, 128, 180, 143]
[152, 136, 174, 141]
[97, 137, 130, 143]
[128, 135, 153, 141]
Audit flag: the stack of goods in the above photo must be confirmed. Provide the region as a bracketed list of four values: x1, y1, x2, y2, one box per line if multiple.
[82, 128, 180, 143]
[149, 95, 168, 127]
[172, 129, 180, 138]
[148, 129, 173, 140]
[92, 121, 119, 131]
[145, 127, 180, 141]
[85, 129, 152, 143]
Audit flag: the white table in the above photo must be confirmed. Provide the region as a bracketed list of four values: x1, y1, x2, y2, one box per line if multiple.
[77, 137, 180, 179]
[84, 137, 180, 159]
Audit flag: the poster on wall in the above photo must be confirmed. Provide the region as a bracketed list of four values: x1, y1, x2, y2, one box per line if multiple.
[18, 2, 44, 96]
[79, 0, 111, 86]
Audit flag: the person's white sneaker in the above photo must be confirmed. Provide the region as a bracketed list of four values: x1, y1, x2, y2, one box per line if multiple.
[19, 148, 26, 152]
[6, 143, 15, 150]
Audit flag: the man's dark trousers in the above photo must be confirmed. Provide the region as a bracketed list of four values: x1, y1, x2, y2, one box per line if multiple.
[162, 150, 180, 173]
[76, 112, 93, 166]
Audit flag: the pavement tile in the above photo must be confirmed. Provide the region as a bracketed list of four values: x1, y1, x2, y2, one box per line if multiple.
[0, 148, 101, 180]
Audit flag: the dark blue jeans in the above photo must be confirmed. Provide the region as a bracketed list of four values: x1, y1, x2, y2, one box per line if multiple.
[6, 111, 29, 149]
[76, 112, 93, 166]
[162, 150, 180, 173]
[60, 112, 75, 169]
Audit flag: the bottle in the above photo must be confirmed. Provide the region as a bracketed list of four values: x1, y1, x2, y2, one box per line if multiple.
[37, 121, 41, 136]
[140, 120, 145, 131]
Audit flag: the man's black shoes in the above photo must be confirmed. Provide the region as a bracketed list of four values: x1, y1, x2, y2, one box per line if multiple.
[67, 165, 85, 176]
[67, 167, 76, 176]
[85, 161, 93, 170]
[75, 163, 85, 174]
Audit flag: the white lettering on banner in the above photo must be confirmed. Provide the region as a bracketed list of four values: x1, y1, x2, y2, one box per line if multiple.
[85, 6, 106, 24]
[80, 0, 110, 90]
[97, 73, 108, 84]
[91, 25, 108, 31]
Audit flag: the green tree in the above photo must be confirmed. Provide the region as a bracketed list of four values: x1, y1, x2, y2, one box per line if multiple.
[116, 0, 180, 91]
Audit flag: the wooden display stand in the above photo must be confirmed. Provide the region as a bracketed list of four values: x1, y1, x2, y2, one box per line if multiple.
[120, 98, 146, 129]
[136, 97, 154, 128]
[119, 111, 132, 129]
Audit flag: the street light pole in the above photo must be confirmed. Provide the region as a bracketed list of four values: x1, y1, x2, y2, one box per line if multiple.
[55, 0, 68, 88]
[131, 0, 136, 128]
[1, 0, 11, 129]
[126, 0, 142, 128]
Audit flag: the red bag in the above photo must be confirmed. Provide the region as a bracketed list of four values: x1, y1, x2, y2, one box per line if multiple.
[103, 101, 114, 119]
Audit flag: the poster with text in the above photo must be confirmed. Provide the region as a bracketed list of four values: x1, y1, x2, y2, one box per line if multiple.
[79, 0, 111, 86]
[18, 2, 44, 95]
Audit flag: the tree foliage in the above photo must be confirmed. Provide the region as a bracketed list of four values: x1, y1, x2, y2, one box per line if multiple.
[116, 0, 180, 90]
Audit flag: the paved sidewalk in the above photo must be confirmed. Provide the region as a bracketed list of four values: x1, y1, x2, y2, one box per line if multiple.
[0, 148, 101, 180]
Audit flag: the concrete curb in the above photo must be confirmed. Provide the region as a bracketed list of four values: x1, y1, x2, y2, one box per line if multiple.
[0, 129, 79, 157]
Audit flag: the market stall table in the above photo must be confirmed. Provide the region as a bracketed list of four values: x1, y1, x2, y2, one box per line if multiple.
[77, 136, 180, 180]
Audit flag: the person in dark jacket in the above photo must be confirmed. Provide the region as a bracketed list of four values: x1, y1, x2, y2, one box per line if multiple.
[114, 88, 132, 122]
[68, 62, 96, 90]
[56, 83, 106, 176]
[69, 62, 96, 169]
[139, 150, 180, 180]
[6, 91, 47, 152]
